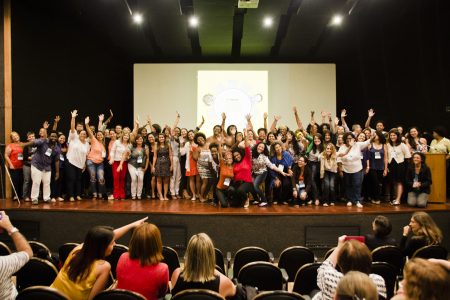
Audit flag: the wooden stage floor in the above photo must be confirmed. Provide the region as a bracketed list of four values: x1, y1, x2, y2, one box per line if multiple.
[1, 198, 449, 216]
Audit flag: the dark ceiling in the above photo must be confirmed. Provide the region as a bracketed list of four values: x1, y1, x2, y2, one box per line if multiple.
[55, 0, 421, 62]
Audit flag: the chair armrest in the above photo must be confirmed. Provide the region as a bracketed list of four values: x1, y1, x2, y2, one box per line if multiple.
[228, 266, 234, 279]
[280, 268, 289, 283]
[269, 252, 275, 263]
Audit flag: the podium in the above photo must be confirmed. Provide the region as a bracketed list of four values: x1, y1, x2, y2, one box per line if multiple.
[425, 153, 447, 203]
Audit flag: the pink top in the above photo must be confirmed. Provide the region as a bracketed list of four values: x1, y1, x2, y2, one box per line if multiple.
[87, 138, 106, 164]
[233, 146, 252, 183]
[116, 253, 169, 300]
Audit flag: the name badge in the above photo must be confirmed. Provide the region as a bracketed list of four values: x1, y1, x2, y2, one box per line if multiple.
[45, 148, 52, 157]
[137, 156, 143, 164]
[101, 151, 106, 158]
[60, 154, 65, 161]
[224, 178, 231, 186]
[277, 164, 284, 172]
[374, 152, 381, 159]
[17, 153, 23, 161]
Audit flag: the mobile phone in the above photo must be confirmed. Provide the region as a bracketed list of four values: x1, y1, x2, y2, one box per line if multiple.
[344, 236, 365, 243]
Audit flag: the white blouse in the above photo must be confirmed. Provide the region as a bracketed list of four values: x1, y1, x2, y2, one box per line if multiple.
[386, 143, 411, 164]
[337, 140, 370, 174]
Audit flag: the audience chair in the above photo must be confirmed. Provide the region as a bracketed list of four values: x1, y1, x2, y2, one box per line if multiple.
[215, 247, 227, 274]
[412, 245, 448, 260]
[278, 246, 315, 281]
[229, 246, 272, 279]
[172, 289, 226, 300]
[237, 261, 284, 291]
[371, 245, 405, 275]
[292, 262, 321, 296]
[29, 241, 52, 258]
[16, 257, 59, 291]
[254, 290, 306, 300]
[162, 246, 181, 279]
[93, 289, 146, 300]
[371, 262, 397, 300]
[323, 247, 335, 261]
[58, 242, 79, 266]
[16, 286, 69, 300]
[0, 241, 12, 256]
[105, 243, 129, 278]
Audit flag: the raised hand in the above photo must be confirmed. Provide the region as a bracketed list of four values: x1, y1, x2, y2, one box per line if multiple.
[293, 106, 298, 114]
[54, 115, 61, 123]
[245, 114, 252, 121]
[321, 111, 327, 118]
[85, 116, 90, 124]
[340, 109, 347, 118]
[334, 117, 340, 125]
[71, 110, 78, 118]
[368, 108, 375, 117]
[176, 111, 180, 118]
[263, 112, 268, 119]
[221, 112, 226, 120]
[274, 115, 281, 121]
[98, 114, 104, 121]
[43, 121, 49, 129]
[109, 109, 113, 117]
[310, 111, 315, 117]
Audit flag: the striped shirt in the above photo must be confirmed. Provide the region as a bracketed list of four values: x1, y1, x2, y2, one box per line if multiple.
[0, 251, 30, 300]
[313, 258, 386, 300]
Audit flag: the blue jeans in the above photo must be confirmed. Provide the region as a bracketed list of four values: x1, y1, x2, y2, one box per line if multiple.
[322, 171, 336, 204]
[344, 170, 364, 204]
[86, 160, 105, 195]
[252, 171, 267, 202]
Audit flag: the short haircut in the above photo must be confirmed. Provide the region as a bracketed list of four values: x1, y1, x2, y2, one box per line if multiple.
[257, 128, 267, 135]
[373, 215, 392, 238]
[129, 223, 163, 266]
[209, 142, 219, 151]
[337, 240, 372, 275]
[432, 126, 447, 138]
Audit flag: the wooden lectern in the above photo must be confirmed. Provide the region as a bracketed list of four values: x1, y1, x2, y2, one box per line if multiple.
[425, 153, 447, 203]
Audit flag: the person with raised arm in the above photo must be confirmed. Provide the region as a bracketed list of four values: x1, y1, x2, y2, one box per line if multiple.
[169, 112, 182, 199]
[52, 115, 61, 131]
[85, 116, 107, 200]
[152, 133, 173, 201]
[340, 109, 350, 133]
[51, 217, 148, 300]
[364, 108, 386, 135]
[66, 110, 90, 202]
[0, 211, 33, 299]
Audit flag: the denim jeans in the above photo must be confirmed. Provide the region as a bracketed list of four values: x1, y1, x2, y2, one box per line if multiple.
[252, 171, 267, 202]
[322, 171, 336, 204]
[86, 160, 105, 195]
[344, 170, 364, 204]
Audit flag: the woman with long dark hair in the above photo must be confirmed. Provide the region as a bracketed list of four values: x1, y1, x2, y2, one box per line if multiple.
[51, 217, 147, 300]
[269, 141, 294, 206]
[368, 131, 388, 204]
[405, 152, 432, 208]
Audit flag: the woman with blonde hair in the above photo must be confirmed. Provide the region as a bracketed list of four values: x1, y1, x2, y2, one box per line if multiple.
[116, 223, 169, 300]
[171, 233, 236, 298]
[320, 143, 338, 206]
[334, 271, 378, 300]
[400, 211, 443, 258]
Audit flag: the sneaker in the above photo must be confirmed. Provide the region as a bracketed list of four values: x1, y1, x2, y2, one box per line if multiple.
[282, 201, 288, 205]
[371, 199, 381, 204]
[259, 202, 268, 207]
[347, 201, 352, 207]
[32, 199, 38, 205]
[323, 203, 329, 207]
[330, 202, 335, 206]
[69, 197, 75, 202]
[356, 202, 363, 208]
[273, 201, 278, 205]
[50, 198, 56, 203]
[76, 196, 82, 201]
[307, 200, 313, 205]
[108, 195, 114, 200]
[131, 196, 136, 200]
[44, 198, 51, 203]
[25, 197, 31, 202]
[390, 200, 400, 206]
[137, 196, 142, 200]
[57, 197, 64, 202]
[294, 205, 300, 208]
[92, 193, 97, 199]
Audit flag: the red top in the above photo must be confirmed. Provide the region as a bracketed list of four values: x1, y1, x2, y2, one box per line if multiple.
[116, 253, 169, 300]
[233, 147, 252, 183]
[7, 143, 24, 169]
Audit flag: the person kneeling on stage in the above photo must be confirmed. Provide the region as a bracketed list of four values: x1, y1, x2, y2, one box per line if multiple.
[291, 156, 314, 207]
[405, 152, 432, 208]
[216, 151, 234, 207]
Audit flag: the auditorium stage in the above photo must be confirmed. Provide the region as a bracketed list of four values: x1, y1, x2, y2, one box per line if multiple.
[1, 199, 449, 258]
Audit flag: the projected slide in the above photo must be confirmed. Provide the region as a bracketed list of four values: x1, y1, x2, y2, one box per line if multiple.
[197, 70, 268, 132]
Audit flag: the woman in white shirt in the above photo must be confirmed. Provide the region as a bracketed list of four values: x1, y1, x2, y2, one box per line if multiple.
[337, 132, 370, 208]
[386, 129, 411, 205]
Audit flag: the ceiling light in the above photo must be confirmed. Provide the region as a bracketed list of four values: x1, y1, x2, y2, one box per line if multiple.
[263, 17, 273, 28]
[189, 16, 199, 27]
[331, 14, 343, 26]
[132, 13, 143, 24]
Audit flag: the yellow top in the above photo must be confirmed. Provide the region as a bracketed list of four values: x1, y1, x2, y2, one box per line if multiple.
[51, 248, 100, 300]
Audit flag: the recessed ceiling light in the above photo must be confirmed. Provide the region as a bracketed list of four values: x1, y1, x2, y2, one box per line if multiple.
[263, 16, 273, 28]
[331, 14, 343, 26]
[133, 13, 143, 24]
[189, 16, 199, 27]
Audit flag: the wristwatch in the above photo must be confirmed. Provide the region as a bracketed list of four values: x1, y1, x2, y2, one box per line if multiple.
[8, 227, 19, 236]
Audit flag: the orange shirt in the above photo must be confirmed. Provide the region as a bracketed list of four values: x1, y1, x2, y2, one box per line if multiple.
[217, 160, 234, 190]
[87, 138, 106, 164]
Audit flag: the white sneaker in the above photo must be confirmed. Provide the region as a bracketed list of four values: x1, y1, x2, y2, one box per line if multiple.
[323, 203, 329, 207]
[32, 199, 38, 205]
[69, 197, 75, 202]
[356, 202, 363, 208]
[50, 198, 56, 203]
[108, 195, 114, 200]
[347, 201, 352, 207]
[307, 200, 313, 205]
[57, 197, 64, 202]
[259, 202, 268, 207]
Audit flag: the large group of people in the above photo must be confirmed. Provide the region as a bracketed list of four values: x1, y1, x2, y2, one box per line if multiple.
[5, 107, 450, 208]
[0, 210, 447, 300]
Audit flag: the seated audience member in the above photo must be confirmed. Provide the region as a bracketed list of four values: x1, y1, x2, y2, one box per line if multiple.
[171, 233, 236, 298]
[314, 236, 386, 300]
[0, 211, 33, 300]
[400, 211, 442, 258]
[334, 271, 378, 300]
[392, 258, 449, 300]
[405, 152, 432, 208]
[116, 223, 169, 300]
[364, 215, 397, 251]
[51, 217, 147, 300]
